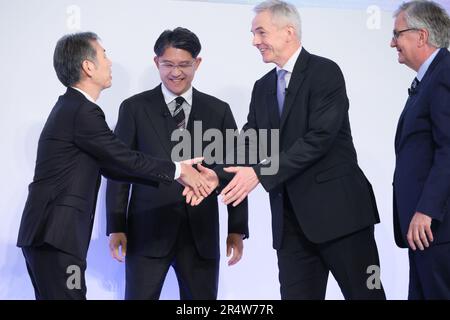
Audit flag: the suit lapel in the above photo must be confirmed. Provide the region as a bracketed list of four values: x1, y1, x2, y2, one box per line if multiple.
[394, 98, 414, 151]
[280, 49, 310, 129]
[266, 71, 281, 129]
[142, 85, 177, 158]
[186, 88, 200, 132]
[186, 89, 212, 158]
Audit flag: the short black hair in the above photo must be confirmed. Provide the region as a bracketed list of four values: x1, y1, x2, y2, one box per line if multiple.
[154, 27, 201, 58]
[53, 32, 99, 87]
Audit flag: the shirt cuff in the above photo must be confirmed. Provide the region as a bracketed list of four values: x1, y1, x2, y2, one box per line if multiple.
[174, 162, 181, 180]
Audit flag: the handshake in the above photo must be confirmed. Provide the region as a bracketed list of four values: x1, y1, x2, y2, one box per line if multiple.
[177, 157, 259, 207]
[176, 157, 219, 206]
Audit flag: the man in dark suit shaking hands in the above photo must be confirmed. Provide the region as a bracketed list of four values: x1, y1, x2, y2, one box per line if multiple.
[16, 32, 211, 300]
[106, 28, 248, 300]
[391, 1, 450, 299]
[220, 0, 385, 299]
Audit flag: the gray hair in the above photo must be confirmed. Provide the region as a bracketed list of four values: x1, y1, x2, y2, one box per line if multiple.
[254, 0, 302, 40]
[53, 32, 99, 87]
[395, 0, 450, 48]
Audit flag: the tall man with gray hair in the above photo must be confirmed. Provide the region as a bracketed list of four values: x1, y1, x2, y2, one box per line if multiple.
[220, 0, 385, 299]
[391, 0, 450, 299]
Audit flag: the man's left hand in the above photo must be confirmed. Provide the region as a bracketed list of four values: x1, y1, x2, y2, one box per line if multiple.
[226, 233, 244, 266]
[221, 166, 259, 207]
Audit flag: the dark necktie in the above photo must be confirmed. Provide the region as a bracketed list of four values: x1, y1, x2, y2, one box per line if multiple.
[173, 96, 186, 129]
[408, 77, 420, 96]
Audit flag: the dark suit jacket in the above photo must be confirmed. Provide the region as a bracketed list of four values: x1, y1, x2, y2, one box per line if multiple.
[106, 85, 248, 260]
[239, 48, 380, 248]
[393, 48, 450, 248]
[17, 88, 175, 260]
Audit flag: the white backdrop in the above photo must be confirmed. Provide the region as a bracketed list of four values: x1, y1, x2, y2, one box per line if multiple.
[2, 0, 446, 300]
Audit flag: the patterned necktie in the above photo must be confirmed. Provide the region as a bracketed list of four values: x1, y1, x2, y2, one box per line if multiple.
[173, 96, 186, 129]
[277, 69, 288, 116]
[408, 77, 419, 96]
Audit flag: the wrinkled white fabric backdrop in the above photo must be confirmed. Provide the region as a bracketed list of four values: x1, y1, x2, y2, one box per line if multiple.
[2, 0, 440, 299]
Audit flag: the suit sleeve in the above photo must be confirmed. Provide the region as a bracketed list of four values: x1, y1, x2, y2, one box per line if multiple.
[256, 62, 349, 191]
[416, 68, 450, 221]
[105, 100, 136, 235]
[221, 104, 249, 238]
[213, 82, 259, 186]
[73, 102, 175, 187]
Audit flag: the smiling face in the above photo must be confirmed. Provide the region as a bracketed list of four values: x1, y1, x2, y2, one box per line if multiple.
[390, 11, 423, 71]
[154, 46, 201, 96]
[251, 10, 297, 67]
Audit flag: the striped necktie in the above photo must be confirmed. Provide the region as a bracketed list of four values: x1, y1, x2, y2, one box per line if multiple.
[173, 96, 186, 129]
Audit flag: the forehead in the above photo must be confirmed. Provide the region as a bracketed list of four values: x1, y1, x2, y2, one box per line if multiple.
[90, 40, 104, 53]
[159, 47, 193, 60]
[394, 11, 407, 28]
[252, 11, 276, 31]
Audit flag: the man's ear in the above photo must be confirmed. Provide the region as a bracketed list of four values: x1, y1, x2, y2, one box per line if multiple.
[418, 28, 429, 47]
[154, 56, 159, 69]
[286, 24, 296, 42]
[194, 57, 202, 71]
[81, 59, 95, 78]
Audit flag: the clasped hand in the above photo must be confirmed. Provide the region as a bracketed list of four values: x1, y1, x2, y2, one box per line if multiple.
[182, 165, 259, 207]
[178, 159, 219, 206]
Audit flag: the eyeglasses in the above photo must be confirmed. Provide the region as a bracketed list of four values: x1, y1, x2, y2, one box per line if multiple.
[392, 28, 419, 41]
[158, 60, 196, 71]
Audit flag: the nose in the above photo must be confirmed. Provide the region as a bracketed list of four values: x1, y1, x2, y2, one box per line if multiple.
[390, 38, 396, 48]
[252, 34, 260, 47]
[171, 67, 182, 77]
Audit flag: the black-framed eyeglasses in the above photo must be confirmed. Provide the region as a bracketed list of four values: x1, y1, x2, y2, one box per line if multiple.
[392, 28, 419, 41]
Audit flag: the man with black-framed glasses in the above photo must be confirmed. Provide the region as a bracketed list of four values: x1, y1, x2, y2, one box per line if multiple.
[106, 27, 248, 300]
[391, 0, 450, 300]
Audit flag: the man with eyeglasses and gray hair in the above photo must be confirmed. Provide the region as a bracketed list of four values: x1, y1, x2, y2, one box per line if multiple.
[391, 0, 450, 299]
[219, 0, 386, 299]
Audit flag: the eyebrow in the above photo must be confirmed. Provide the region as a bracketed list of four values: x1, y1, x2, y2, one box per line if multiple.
[252, 26, 265, 32]
[159, 59, 192, 63]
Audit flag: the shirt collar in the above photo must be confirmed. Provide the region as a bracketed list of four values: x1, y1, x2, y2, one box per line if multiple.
[71, 87, 96, 103]
[417, 48, 440, 81]
[161, 83, 193, 106]
[277, 46, 302, 74]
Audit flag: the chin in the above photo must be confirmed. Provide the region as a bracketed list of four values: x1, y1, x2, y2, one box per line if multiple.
[169, 86, 187, 96]
[261, 55, 273, 64]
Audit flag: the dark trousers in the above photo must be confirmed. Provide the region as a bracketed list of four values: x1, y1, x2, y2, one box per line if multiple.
[408, 242, 450, 300]
[277, 198, 386, 300]
[22, 244, 87, 300]
[125, 214, 219, 300]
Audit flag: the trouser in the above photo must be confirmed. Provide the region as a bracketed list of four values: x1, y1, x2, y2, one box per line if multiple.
[277, 198, 386, 300]
[22, 243, 87, 300]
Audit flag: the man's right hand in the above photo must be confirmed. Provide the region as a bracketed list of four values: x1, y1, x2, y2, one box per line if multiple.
[177, 160, 212, 198]
[183, 164, 219, 206]
[109, 232, 127, 262]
